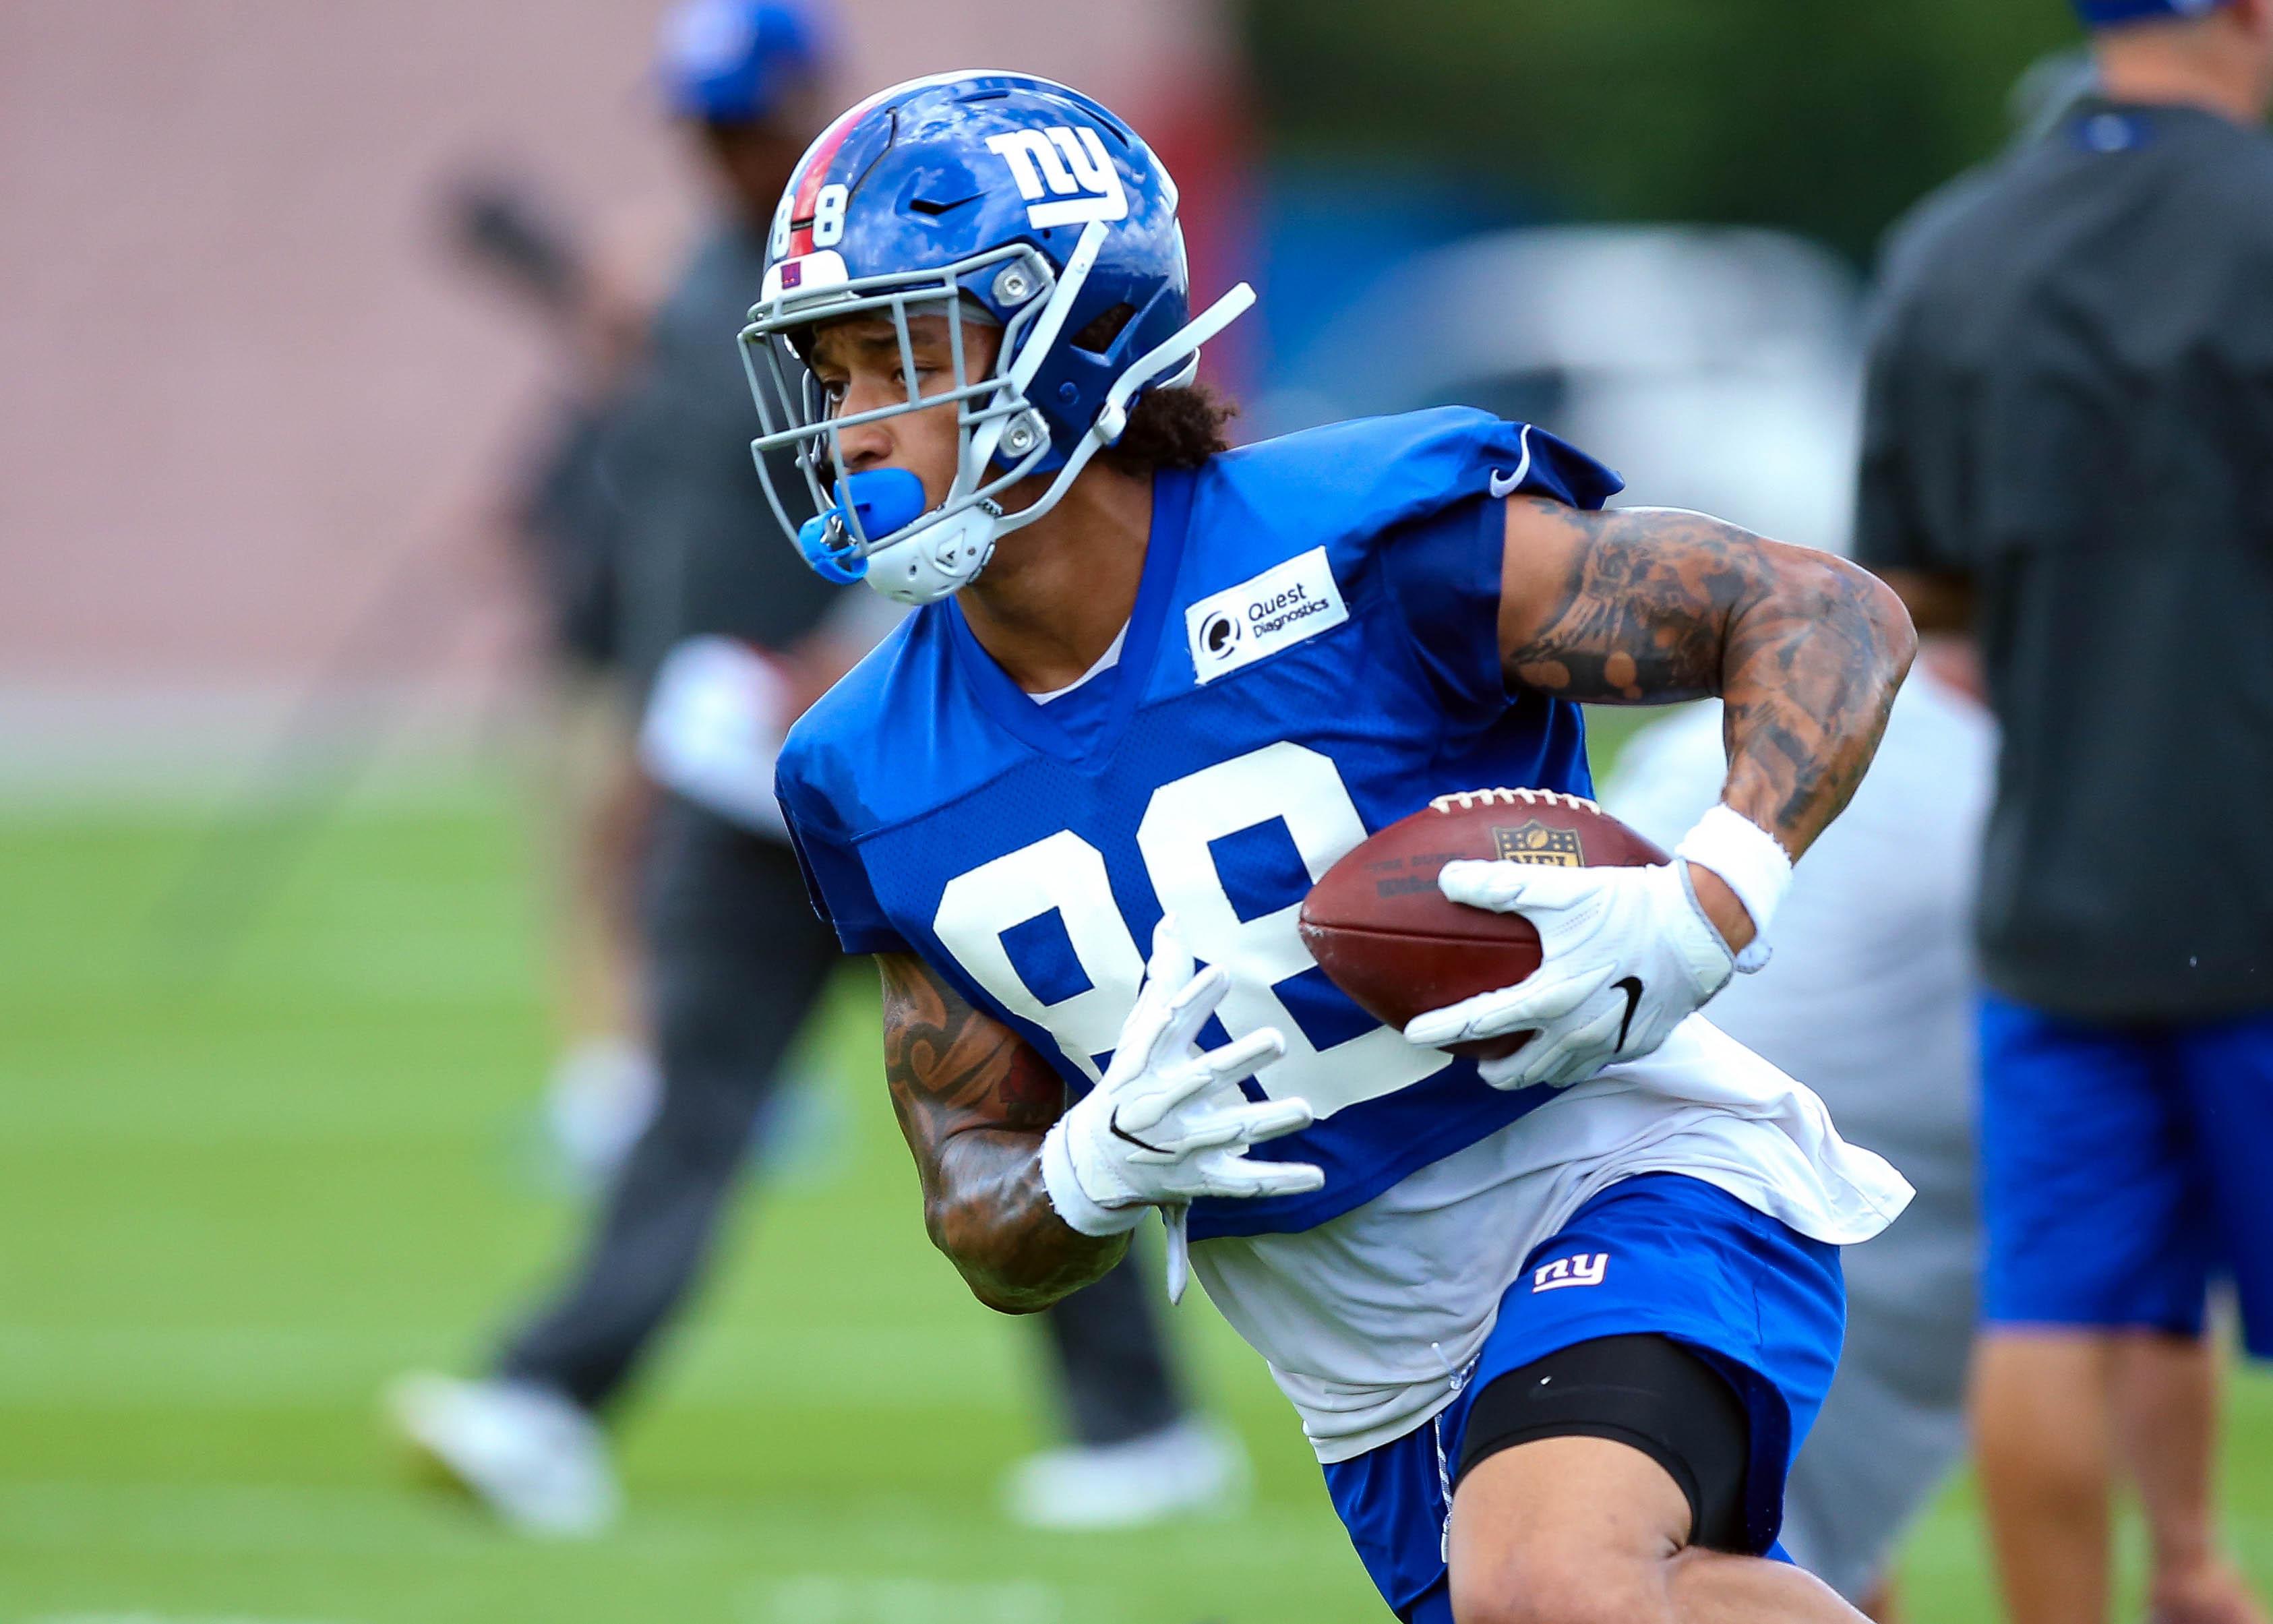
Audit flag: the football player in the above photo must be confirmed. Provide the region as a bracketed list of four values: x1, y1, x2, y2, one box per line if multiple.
[754, 73, 1917, 1622]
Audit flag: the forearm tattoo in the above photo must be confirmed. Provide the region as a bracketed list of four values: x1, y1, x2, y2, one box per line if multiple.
[1502, 500, 1916, 857]
[878, 953, 1128, 1312]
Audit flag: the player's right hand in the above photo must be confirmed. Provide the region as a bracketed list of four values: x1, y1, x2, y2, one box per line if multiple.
[1041, 916, 1323, 1226]
[1403, 858, 1734, 1090]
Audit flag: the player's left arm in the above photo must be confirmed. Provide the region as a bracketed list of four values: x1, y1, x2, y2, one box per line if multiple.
[1497, 498, 1917, 942]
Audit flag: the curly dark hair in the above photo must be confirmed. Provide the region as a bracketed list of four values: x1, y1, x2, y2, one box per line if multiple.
[1099, 382, 1239, 473]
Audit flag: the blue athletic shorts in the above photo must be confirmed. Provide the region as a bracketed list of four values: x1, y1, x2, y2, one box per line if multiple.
[1319, 1173, 1846, 1623]
[1978, 993, 2273, 1356]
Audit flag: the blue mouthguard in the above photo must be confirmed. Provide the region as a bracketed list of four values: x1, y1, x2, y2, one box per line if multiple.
[794, 468, 929, 584]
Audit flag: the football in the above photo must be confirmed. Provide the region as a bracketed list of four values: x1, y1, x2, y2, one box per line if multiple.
[1298, 788, 1670, 1059]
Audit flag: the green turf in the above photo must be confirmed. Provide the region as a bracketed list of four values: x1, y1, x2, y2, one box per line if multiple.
[0, 785, 2266, 1623]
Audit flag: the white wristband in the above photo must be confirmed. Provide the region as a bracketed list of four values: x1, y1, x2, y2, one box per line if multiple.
[1040, 1120, 1147, 1236]
[1674, 804, 1793, 973]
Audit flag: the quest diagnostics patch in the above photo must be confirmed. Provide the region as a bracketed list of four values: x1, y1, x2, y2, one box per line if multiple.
[1184, 547, 1349, 685]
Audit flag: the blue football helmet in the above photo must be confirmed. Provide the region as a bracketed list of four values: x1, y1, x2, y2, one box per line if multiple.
[738, 70, 1254, 604]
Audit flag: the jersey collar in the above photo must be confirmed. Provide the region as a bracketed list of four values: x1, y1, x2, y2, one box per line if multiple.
[942, 467, 1193, 766]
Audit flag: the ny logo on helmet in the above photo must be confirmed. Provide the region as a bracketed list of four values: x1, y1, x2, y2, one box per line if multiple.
[983, 127, 1129, 231]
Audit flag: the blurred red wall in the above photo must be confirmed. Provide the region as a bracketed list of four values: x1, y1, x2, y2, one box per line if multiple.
[0, 0, 1234, 771]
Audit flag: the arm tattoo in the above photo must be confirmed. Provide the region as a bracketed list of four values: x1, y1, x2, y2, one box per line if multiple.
[878, 953, 1128, 1313]
[1501, 499, 1916, 857]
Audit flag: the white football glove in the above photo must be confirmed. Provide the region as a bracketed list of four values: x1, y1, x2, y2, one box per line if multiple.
[1402, 859, 1738, 1090]
[1041, 918, 1323, 1298]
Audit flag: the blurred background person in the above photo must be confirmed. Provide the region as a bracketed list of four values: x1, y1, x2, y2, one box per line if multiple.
[1856, 1, 2273, 1620]
[1606, 641, 1993, 1619]
[391, 0, 1238, 1537]
[446, 163, 665, 1184]
[1591, 56, 2098, 1616]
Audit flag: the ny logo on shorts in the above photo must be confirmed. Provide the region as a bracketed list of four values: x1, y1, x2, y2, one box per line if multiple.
[1532, 1252, 1610, 1292]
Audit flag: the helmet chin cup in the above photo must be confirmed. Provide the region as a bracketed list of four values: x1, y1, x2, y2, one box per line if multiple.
[791, 464, 997, 606]
[863, 502, 1002, 606]
[793, 468, 931, 587]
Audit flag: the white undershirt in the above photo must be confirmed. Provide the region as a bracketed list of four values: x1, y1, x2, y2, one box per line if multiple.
[1029, 624, 1127, 704]
[1192, 1019, 1914, 1462]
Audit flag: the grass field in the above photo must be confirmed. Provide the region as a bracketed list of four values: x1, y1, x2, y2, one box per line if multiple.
[2, 783, 2268, 1623]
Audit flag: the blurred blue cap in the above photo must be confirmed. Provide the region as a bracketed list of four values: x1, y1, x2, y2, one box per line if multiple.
[659, 0, 824, 124]
[2073, 0, 2228, 27]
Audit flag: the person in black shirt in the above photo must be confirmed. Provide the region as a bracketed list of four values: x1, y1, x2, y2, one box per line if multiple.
[392, 0, 1235, 1536]
[1858, 2, 2273, 1619]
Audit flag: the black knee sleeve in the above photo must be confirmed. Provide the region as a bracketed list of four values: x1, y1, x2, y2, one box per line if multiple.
[1453, 1333, 1753, 1553]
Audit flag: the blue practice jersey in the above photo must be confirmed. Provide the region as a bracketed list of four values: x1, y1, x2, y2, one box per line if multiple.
[776, 409, 1624, 1239]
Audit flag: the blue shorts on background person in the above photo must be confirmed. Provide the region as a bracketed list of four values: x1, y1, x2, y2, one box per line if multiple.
[1978, 994, 2273, 1357]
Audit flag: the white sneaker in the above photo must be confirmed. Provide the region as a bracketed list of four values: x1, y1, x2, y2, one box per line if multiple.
[388, 1373, 620, 1537]
[1002, 1418, 1249, 1531]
